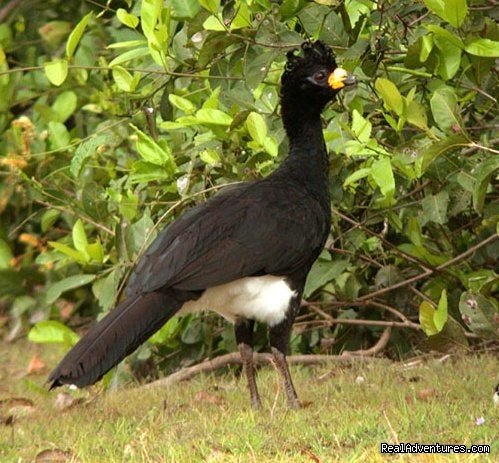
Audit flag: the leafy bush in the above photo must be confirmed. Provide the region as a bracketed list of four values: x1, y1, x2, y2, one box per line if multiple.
[0, 0, 497, 379]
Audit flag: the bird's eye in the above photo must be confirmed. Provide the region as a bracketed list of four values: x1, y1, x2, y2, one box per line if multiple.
[314, 71, 327, 82]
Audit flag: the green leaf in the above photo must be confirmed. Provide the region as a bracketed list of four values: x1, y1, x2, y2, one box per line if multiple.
[199, 0, 220, 14]
[116, 8, 139, 28]
[66, 12, 92, 58]
[461, 270, 499, 293]
[130, 161, 171, 184]
[203, 15, 225, 31]
[459, 292, 499, 340]
[131, 125, 175, 170]
[149, 317, 181, 346]
[141, 0, 162, 42]
[70, 135, 106, 178]
[430, 86, 459, 131]
[351, 110, 372, 143]
[38, 20, 72, 47]
[168, 94, 196, 114]
[86, 240, 104, 263]
[443, 0, 467, 28]
[46, 274, 96, 304]
[304, 259, 349, 298]
[41, 210, 60, 233]
[0, 239, 13, 269]
[422, 191, 449, 225]
[108, 40, 147, 49]
[48, 121, 70, 150]
[48, 241, 88, 263]
[406, 100, 428, 129]
[0, 269, 26, 298]
[202, 86, 221, 110]
[280, 0, 300, 18]
[170, 0, 200, 19]
[370, 158, 395, 198]
[246, 112, 267, 145]
[119, 190, 139, 221]
[472, 157, 499, 213]
[406, 217, 423, 246]
[417, 134, 467, 175]
[108, 47, 150, 67]
[343, 167, 371, 189]
[263, 137, 278, 157]
[419, 301, 440, 336]
[52, 91, 77, 123]
[199, 149, 221, 165]
[465, 39, 499, 57]
[425, 25, 464, 49]
[423, 0, 467, 28]
[28, 320, 80, 346]
[435, 289, 448, 332]
[44, 59, 68, 86]
[434, 35, 462, 80]
[195, 108, 232, 126]
[126, 213, 156, 255]
[181, 317, 204, 344]
[92, 268, 121, 311]
[420, 35, 433, 62]
[112, 65, 136, 92]
[345, 0, 373, 27]
[375, 78, 404, 117]
[228, 2, 252, 30]
[72, 219, 89, 254]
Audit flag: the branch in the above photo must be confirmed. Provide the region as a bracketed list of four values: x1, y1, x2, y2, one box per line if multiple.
[305, 300, 420, 330]
[331, 207, 435, 272]
[0, 0, 22, 23]
[295, 318, 420, 330]
[352, 232, 498, 302]
[143, 352, 384, 389]
[342, 326, 392, 357]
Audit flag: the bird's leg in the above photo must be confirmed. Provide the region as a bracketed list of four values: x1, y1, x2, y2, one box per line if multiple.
[269, 319, 300, 409]
[235, 318, 261, 409]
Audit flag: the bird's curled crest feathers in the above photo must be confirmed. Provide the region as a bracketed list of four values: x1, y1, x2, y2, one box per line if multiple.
[282, 41, 337, 86]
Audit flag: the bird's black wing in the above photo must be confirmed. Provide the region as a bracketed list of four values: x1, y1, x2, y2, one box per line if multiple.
[126, 180, 328, 295]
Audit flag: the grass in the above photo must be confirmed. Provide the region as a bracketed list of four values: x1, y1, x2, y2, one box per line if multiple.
[0, 340, 497, 462]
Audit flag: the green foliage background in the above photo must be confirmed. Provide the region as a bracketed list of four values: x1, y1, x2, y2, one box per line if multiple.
[0, 0, 497, 381]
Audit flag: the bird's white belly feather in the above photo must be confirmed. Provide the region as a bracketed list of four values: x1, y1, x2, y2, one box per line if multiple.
[179, 275, 296, 326]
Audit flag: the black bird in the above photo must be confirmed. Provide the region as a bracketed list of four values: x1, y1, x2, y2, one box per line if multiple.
[48, 41, 356, 409]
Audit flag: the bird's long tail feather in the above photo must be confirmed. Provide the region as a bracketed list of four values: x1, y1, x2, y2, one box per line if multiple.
[48, 291, 184, 389]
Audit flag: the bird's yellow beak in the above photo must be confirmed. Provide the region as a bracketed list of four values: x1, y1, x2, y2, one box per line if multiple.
[328, 68, 356, 90]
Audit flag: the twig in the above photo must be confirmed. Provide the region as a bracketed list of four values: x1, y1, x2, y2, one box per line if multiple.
[295, 318, 420, 330]
[305, 300, 420, 329]
[342, 327, 392, 357]
[326, 246, 382, 268]
[0, 64, 245, 81]
[383, 410, 399, 444]
[352, 232, 498, 302]
[143, 352, 384, 389]
[368, 300, 413, 325]
[33, 200, 115, 236]
[0, 0, 22, 23]
[332, 207, 435, 272]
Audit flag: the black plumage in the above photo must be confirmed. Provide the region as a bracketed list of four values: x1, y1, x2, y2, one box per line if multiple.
[49, 41, 356, 408]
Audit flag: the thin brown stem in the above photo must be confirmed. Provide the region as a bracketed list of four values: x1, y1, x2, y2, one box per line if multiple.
[342, 326, 392, 357]
[142, 353, 385, 389]
[0, 0, 22, 22]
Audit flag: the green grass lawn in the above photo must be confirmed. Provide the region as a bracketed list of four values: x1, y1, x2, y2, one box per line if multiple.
[1, 340, 497, 462]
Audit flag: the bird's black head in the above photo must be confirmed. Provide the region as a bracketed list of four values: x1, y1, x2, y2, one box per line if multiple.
[281, 41, 355, 111]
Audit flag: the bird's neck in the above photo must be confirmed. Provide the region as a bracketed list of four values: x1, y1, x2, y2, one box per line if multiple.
[277, 99, 330, 199]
